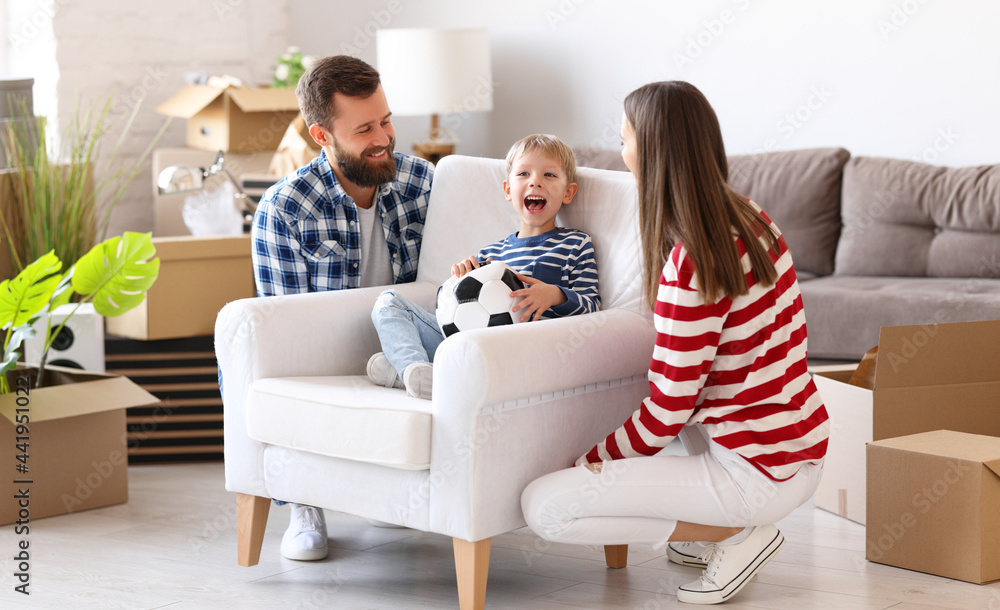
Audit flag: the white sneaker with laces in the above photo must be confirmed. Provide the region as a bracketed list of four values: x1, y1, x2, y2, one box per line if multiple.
[402, 362, 433, 399]
[667, 540, 714, 568]
[676, 524, 784, 605]
[280, 504, 329, 561]
[367, 352, 404, 389]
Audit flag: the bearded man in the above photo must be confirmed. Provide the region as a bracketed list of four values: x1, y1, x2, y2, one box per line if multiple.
[250, 55, 434, 560]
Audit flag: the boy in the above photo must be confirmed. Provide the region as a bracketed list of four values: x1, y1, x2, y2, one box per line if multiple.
[367, 134, 601, 399]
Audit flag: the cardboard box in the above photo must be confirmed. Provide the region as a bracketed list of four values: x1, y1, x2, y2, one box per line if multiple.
[0, 366, 159, 525]
[867, 430, 1000, 584]
[104, 235, 255, 340]
[811, 319, 1000, 524]
[268, 114, 321, 177]
[156, 84, 300, 153]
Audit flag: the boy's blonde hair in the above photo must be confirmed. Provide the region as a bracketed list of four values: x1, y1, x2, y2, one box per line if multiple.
[504, 134, 577, 184]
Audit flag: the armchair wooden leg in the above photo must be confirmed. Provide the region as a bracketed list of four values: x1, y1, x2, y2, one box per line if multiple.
[236, 493, 270, 566]
[453, 537, 491, 610]
[605, 544, 628, 569]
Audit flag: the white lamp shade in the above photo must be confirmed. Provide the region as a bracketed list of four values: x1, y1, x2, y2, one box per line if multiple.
[376, 28, 493, 117]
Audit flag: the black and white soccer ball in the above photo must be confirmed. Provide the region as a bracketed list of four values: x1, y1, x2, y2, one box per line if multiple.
[436, 261, 526, 337]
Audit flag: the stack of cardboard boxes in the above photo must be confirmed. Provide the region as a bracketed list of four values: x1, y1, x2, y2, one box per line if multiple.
[811, 319, 1000, 584]
[95, 82, 313, 465]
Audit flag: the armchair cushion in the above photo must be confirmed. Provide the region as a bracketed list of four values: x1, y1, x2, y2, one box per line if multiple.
[247, 375, 433, 470]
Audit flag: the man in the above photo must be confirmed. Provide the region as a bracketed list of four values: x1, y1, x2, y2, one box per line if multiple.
[251, 55, 434, 561]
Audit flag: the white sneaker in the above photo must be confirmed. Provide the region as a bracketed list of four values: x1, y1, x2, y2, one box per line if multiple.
[367, 352, 404, 389]
[280, 504, 329, 561]
[676, 525, 784, 605]
[667, 540, 714, 568]
[402, 362, 433, 399]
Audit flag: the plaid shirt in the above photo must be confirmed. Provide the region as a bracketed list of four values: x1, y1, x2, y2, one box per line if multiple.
[251, 150, 433, 296]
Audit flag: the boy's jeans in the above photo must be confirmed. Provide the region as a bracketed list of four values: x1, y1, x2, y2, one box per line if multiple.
[371, 290, 446, 376]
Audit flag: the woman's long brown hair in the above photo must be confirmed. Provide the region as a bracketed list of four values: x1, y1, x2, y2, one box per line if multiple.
[624, 81, 780, 310]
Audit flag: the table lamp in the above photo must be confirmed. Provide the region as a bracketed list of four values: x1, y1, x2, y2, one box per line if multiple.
[376, 28, 493, 164]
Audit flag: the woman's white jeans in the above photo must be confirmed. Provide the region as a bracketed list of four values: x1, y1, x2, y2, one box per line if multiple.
[520, 425, 823, 549]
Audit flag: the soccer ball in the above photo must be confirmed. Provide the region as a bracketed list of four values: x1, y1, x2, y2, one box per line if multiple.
[436, 261, 526, 337]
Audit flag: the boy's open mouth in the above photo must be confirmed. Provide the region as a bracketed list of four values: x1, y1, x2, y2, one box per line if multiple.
[524, 195, 547, 212]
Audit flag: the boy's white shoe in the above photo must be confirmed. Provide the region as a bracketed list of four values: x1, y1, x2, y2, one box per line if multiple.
[367, 352, 404, 389]
[280, 504, 329, 561]
[676, 525, 784, 605]
[403, 362, 433, 399]
[666, 540, 714, 568]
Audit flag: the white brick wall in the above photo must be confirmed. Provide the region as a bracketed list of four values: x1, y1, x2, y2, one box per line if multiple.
[51, 0, 290, 236]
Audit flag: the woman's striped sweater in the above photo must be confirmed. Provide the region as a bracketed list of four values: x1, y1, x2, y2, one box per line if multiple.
[579, 209, 829, 481]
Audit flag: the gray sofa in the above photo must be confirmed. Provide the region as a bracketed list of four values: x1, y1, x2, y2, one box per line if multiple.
[573, 147, 1000, 360]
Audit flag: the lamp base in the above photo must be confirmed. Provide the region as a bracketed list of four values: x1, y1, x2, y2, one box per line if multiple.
[412, 140, 455, 165]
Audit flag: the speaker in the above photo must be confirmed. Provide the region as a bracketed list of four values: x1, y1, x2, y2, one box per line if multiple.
[24, 303, 105, 373]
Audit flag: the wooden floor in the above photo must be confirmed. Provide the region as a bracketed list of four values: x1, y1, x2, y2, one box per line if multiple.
[3, 462, 999, 609]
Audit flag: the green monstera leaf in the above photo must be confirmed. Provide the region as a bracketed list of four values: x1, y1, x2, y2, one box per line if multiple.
[71, 232, 160, 317]
[0, 250, 63, 334]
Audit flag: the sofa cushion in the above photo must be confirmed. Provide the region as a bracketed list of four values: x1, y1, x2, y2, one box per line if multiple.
[836, 157, 1000, 277]
[728, 148, 850, 277]
[573, 146, 850, 277]
[246, 376, 433, 470]
[800, 276, 1000, 360]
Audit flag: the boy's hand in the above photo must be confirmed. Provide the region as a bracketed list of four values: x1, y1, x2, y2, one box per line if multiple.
[510, 273, 567, 322]
[451, 256, 489, 277]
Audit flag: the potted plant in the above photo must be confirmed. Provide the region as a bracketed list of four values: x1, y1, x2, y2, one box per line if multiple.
[0, 231, 159, 392]
[0, 96, 168, 275]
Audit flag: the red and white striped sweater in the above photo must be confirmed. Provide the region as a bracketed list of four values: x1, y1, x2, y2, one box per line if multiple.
[578, 209, 829, 481]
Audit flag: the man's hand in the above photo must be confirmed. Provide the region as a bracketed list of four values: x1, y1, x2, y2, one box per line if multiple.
[510, 273, 567, 322]
[451, 256, 487, 277]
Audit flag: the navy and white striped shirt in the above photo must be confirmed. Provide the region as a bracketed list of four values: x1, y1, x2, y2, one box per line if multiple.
[251, 150, 433, 296]
[478, 228, 600, 317]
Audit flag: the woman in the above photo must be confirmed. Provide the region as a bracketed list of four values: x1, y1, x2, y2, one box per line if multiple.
[521, 81, 829, 605]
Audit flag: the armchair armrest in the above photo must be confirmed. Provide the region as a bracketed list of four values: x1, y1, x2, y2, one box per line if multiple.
[433, 308, 656, 409]
[216, 282, 438, 381]
[216, 281, 438, 495]
[426, 308, 656, 539]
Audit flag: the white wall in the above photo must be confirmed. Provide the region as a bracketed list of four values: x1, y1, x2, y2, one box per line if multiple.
[49, 0, 290, 236]
[290, 0, 999, 167]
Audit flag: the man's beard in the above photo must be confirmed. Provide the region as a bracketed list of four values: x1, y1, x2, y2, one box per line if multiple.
[332, 136, 397, 188]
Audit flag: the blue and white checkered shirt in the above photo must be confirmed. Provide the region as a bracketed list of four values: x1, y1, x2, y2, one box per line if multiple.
[251, 150, 434, 296]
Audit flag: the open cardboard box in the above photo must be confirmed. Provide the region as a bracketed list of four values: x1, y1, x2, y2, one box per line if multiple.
[156, 84, 299, 153]
[810, 319, 1000, 524]
[867, 430, 1000, 584]
[104, 235, 255, 341]
[268, 114, 321, 177]
[0, 366, 160, 525]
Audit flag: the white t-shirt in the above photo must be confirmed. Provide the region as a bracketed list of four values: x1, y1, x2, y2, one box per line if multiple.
[356, 202, 393, 287]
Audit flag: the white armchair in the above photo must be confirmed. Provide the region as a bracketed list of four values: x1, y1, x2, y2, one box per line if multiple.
[216, 155, 656, 609]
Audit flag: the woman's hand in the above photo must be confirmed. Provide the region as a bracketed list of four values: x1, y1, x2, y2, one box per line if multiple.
[510, 273, 567, 322]
[574, 453, 603, 470]
[574, 454, 603, 472]
[451, 256, 487, 277]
